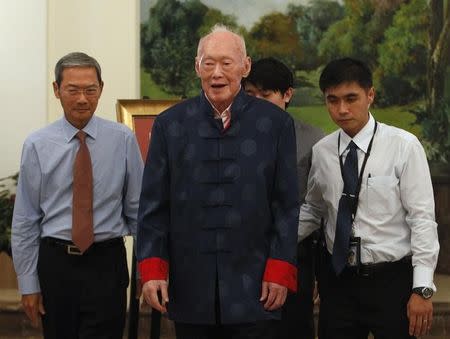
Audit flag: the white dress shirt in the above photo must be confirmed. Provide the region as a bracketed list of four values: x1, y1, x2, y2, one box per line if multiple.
[299, 114, 439, 289]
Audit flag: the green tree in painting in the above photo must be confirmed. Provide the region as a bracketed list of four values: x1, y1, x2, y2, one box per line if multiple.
[141, 0, 206, 97]
[413, 0, 450, 162]
[318, 0, 404, 68]
[375, 0, 429, 106]
[197, 7, 239, 37]
[427, 0, 450, 116]
[141, 0, 240, 97]
[247, 12, 302, 73]
[287, 0, 344, 70]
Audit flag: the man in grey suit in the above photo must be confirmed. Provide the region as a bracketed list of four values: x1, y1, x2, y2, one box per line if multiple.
[243, 57, 324, 339]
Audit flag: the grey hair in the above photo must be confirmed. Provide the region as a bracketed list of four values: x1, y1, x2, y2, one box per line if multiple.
[197, 24, 247, 58]
[54, 52, 102, 86]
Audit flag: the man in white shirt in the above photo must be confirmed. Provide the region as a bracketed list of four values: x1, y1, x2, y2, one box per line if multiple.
[298, 58, 439, 339]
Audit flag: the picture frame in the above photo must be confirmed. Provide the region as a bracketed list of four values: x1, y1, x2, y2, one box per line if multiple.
[116, 99, 180, 160]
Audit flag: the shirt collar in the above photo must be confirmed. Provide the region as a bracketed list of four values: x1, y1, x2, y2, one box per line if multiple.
[62, 115, 98, 143]
[339, 113, 375, 155]
[204, 85, 241, 118]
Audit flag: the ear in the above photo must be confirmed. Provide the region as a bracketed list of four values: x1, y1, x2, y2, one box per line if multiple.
[98, 81, 104, 96]
[242, 56, 251, 78]
[195, 56, 201, 78]
[53, 81, 61, 99]
[283, 87, 294, 104]
[367, 86, 375, 106]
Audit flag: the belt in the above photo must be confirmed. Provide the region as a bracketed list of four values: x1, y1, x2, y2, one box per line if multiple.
[347, 255, 412, 278]
[41, 237, 124, 255]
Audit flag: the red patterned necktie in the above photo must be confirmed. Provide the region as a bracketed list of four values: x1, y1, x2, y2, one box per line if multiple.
[72, 130, 94, 252]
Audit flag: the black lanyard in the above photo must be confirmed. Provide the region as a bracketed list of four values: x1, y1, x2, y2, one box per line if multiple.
[338, 121, 378, 221]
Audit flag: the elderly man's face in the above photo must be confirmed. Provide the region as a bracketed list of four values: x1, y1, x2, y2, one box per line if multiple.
[195, 31, 251, 112]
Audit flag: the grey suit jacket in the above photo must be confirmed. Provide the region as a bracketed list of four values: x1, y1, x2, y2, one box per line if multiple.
[294, 120, 325, 205]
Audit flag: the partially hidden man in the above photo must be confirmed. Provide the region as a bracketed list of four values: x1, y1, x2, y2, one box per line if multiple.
[298, 58, 439, 339]
[242, 57, 324, 339]
[137, 25, 299, 339]
[12, 52, 144, 339]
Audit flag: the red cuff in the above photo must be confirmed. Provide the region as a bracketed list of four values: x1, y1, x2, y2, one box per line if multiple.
[138, 258, 169, 283]
[263, 258, 298, 293]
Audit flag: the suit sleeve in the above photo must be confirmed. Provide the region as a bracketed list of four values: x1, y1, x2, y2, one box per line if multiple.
[263, 117, 299, 292]
[137, 119, 170, 283]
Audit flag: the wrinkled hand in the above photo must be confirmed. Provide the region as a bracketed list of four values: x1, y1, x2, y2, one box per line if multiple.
[142, 280, 169, 313]
[22, 293, 45, 328]
[407, 293, 433, 337]
[260, 281, 287, 311]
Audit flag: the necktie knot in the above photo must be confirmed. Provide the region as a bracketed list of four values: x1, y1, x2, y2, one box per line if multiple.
[348, 140, 358, 152]
[348, 140, 357, 151]
[76, 130, 87, 143]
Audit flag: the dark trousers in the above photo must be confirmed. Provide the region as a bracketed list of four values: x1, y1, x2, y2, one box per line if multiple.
[318, 250, 415, 339]
[278, 233, 317, 339]
[175, 320, 279, 339]
[175, 276, 279, 339]
[37, 237, 129, 339]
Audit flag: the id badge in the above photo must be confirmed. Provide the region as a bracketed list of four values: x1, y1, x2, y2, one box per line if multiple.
[347, 236, 361, 270]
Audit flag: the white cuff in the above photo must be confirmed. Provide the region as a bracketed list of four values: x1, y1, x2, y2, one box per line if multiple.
[413, 265, 436, 291]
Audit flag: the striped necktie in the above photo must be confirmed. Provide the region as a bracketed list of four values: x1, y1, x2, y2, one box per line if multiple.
[221, 109, 231, 130]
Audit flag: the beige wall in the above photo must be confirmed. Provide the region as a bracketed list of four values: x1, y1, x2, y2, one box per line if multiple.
[1, 0, 140, 174]
[0, 0, 47, 179]
[47, 0, 140, 122]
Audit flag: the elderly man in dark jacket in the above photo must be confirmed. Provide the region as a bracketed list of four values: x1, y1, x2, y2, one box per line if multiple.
[137, 24, 299, 339]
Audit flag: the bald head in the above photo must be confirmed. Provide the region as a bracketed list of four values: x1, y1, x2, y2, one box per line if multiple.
[197, 24, 247, 61]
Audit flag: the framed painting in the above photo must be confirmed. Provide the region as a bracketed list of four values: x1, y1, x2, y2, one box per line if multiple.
[116, 99, 180, 160]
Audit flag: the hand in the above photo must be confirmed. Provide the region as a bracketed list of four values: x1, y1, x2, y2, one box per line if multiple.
[21, 293, 45, 328]
[407, 293, 433, 337]
[142, 280, 169, 313]
[260, 281, 287, 311]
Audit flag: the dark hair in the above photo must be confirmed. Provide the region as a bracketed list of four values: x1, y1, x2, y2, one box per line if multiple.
[319, 58, 372, 93]
[243, 57, 293, 95]
[55, 52, 102, 86]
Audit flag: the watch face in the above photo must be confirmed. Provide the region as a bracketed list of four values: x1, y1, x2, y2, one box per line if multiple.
[422, 287, 433, 299]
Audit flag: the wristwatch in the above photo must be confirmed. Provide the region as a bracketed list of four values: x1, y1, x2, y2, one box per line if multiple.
[412, 287, 434, 299]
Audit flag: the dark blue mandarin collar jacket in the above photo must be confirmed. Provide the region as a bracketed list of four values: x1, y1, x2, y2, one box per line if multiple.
[137, 89, 299, 324]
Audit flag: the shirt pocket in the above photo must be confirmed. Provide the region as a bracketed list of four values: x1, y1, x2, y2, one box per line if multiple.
[366, 175, 399, 218]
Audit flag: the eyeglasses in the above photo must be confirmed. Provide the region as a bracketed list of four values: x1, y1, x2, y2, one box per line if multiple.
[63, 86, 101, 98]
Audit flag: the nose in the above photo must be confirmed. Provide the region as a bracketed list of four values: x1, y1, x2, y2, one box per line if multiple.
[337, 100, 349, 115]
[77, 91, 88, 103]
[212, 63, 224, 78]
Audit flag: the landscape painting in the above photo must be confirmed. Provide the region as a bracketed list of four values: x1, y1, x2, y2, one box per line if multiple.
[140, 0, 449, 161]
